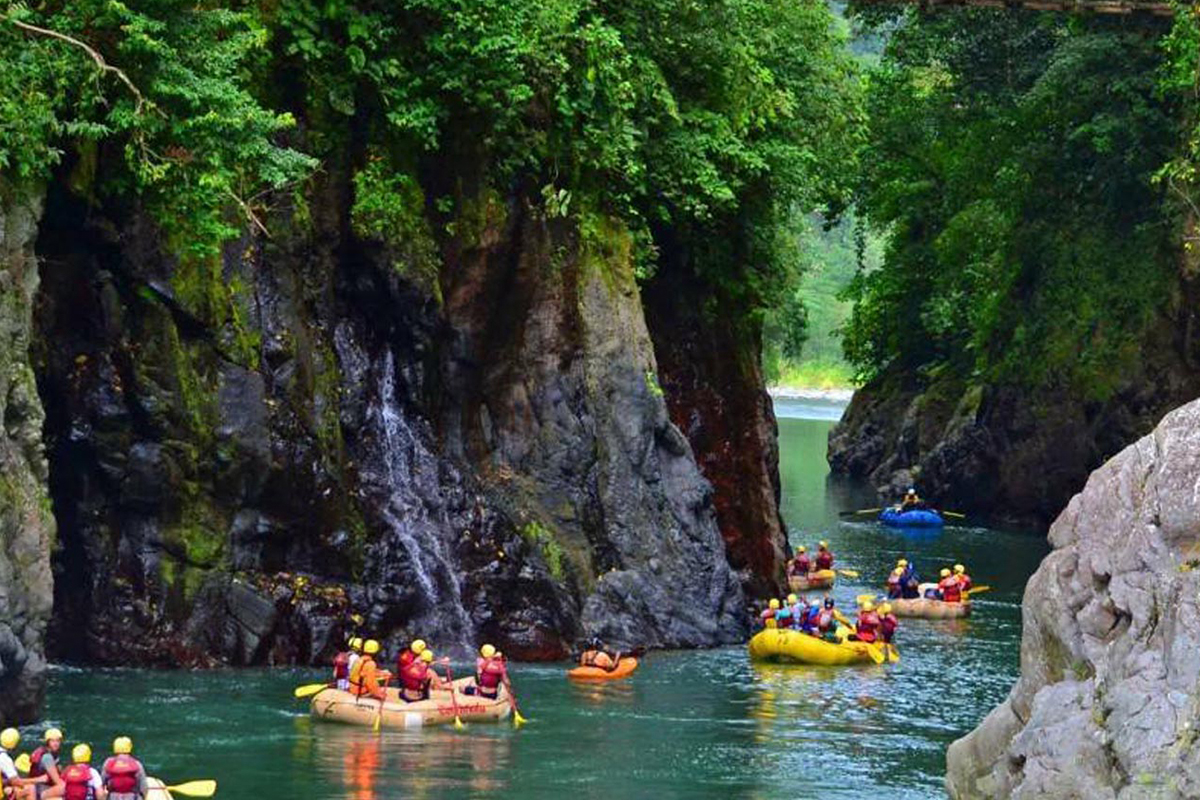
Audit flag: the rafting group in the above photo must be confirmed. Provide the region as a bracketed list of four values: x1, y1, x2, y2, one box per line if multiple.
[0, 727, 201, 800]
[785, 540, 838, 590]
[847, 488, 967, 528]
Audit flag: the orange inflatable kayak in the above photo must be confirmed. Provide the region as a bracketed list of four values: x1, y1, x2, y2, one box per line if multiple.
[567, 657, 639, 681]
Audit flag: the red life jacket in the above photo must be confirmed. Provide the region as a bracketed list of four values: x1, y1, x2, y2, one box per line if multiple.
[816, 609, 835, 631]
[940, 577, 962, 603]
[396, 649, 416, 675]
[816, 551, 833, 570]
[881, 614, 898, 639]
[856, 612, 880, 643]
[476, 657, 505, 689]
[796, 555, 811, 573]
[957, 574, 973, 592]
[28, 746, 53, 778]
[103, 754, 141, 794]
[62, 763, 94, 800]
[402, 660, 430, 692]
[333, 651, 350, 681]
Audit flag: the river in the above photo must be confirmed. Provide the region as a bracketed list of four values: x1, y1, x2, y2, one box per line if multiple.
[40, 396, 1048, 798]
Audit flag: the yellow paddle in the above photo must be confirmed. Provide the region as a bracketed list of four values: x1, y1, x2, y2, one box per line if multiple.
[856, 593, 883, 605]
[165, 780, 218, 797]
[503, 676, 528, 728]
[941, 511, 967, 519]
[838, 507, 882, 516]
[372, 674, 391, 733]
[866, 643, 885, 664]
[15, 753, 30, 774]
[293, 683, 330, 698]
[885, 644, 900, 663]
[837, 569, 860, 578]
[443, 661, 466, 730]
[965, 585, 991, 596]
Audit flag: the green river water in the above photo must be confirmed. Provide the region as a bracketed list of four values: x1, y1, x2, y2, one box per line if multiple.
[41, 396, 1049, 799]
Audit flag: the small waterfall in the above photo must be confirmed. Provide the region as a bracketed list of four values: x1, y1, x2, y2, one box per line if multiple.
[358, 349, 475, 653]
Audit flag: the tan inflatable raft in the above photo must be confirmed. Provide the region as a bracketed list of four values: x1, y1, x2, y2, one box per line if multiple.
[890, 598, 971, 618]
[145, 778, 174, 799]
[311, 677, 512, 729]
[788, 569, 835, 592]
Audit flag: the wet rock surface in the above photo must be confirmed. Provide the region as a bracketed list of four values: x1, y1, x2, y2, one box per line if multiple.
[945, 398, 1200, 799]
[31, 167, 745, 670]
[0, 181, 55, 725]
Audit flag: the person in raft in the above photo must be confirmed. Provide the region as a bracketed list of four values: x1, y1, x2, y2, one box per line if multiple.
[28, 728, 65, 799]
[100, 738, 146, 800]
[879, 603, 899, 651]
[954, 563, 973, 592]
[937, 568, 964, 603]
[349, 639, 391, 701]
[464, 644, 507, 699]
[333, 637, 361, 691]
[400, 649, 445, 702]
[815, 597, 842, 642]
[774, 596, 796, 629]
[51, 744, 104, 800]
[579, 637, 622, 671]
[1, 727, 34, 800]
[787, 546, 811, 576]
[899, 487, 928, 512]
[395, 638, 427, 676]
[851, 601, 881, 643]
[898, 559, 921, 599]
[886, 567, 904, 599]
[815, 541, 834, 571]
[759, 598, 781, 628]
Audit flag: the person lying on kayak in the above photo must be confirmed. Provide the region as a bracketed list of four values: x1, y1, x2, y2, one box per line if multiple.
[938, 568, 963, 603]
[349, 639, 391, 701]
[886, 567, 903, 599]
[815, 541, 834, 570]
[786, 546, 811, 576]
[579, 637, 622, 671]
[51, 744, 104, 800]
[954, 564, 973, 592]
[101, 737, 147, 800]
[465, 644, 507, 699]
[851, 601, 881, 643]
[28, 728, 64, 798]
[1, 727, 34, 800]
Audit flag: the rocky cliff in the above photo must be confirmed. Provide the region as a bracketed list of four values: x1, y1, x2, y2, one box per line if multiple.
[30, 156, 746, 668]
[945, 397, 1200, 799]
[828, 286, 1200, 525]
[0, 182, 55, 724]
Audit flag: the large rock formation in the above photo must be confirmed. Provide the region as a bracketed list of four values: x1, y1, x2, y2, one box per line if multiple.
[0, 181, 55, 724]
[32, 163, 745, 668]
[945, 397, 1200, 799]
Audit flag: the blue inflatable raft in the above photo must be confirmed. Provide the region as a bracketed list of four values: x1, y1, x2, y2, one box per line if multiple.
[879, 508, 945, 528]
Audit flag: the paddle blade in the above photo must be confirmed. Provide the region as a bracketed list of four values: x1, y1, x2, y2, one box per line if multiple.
[166, 780, 218, 797]
[838, 569, 860, 578]
[15, 753, 30, 774]
[941, 511, 967, 518]
[867, 645, 885, 665]
[453, 716, 466, 731]
[888, 647, 901, 664]
[855, 593, 877, 605]
[965, 585, 991, 596]
[373, 713, 383, 733]
[513, 711, 527, 728]
[293, 683, 328, 699]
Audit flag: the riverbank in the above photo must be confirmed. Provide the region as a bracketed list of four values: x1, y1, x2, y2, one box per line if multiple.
[768, 386, 855, 404]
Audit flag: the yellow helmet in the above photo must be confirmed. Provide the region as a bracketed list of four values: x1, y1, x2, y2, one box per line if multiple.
[862, 601, 875, 612]
[954, 564, 965, 574]
[892, 567, 904, 576]
[411, 639, 427, 655]
[796, 545, 807, 554]
[113, 736, 133, 755]
[768, 598, 780, 610]
[44, 728, 63, 742]
[421, 649, 434, 663]
[897, 559, 908, 567]
[818, 540, 828, 549]
[940, 568, 951, 578]
[0, 728, 18, 750]
[72, 743, 91, 764]
[879, 603, 892, 615]
[363, 639, 381, 655]
[480, 644, 496, 659]
[786, 594, 798, 605]
[349, 637, 363, 651]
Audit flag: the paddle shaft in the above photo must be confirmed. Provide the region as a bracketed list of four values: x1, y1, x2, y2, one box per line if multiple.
[444, 662, 465, 727]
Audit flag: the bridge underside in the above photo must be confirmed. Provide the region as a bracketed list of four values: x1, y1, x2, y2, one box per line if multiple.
[853, 0, 1174, 15]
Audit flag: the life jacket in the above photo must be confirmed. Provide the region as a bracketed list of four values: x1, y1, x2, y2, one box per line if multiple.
[29, 746, 53, 778]
[396, 649, 416, 675]
[816, 551, 833, 570]
[775, 609, 793, 629]
[940, 577, 962, 603]
[62, 763, 95, 800]
[333, 651, 350, 681]
[816, 609, 835, 631]
[401, 659, 430, 693]
[957, 574, 973, 592]
[349, 655, 376, 696]
[855, 612, 880, 643]
[103, 754, 142, 794]
[795, 555, 811, 573]
[476, 657, 504, 690]
[880, 614, 898, 639]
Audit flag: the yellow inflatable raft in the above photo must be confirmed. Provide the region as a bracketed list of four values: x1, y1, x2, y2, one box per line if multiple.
[890, 598, 971, 618]
[748, 628, 889, 666]
[788, 569, 835, 592]
[311, 677, 511, 729]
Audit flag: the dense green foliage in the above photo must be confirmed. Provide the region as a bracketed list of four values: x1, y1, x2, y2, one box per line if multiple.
[841, 8, 1184, 397]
